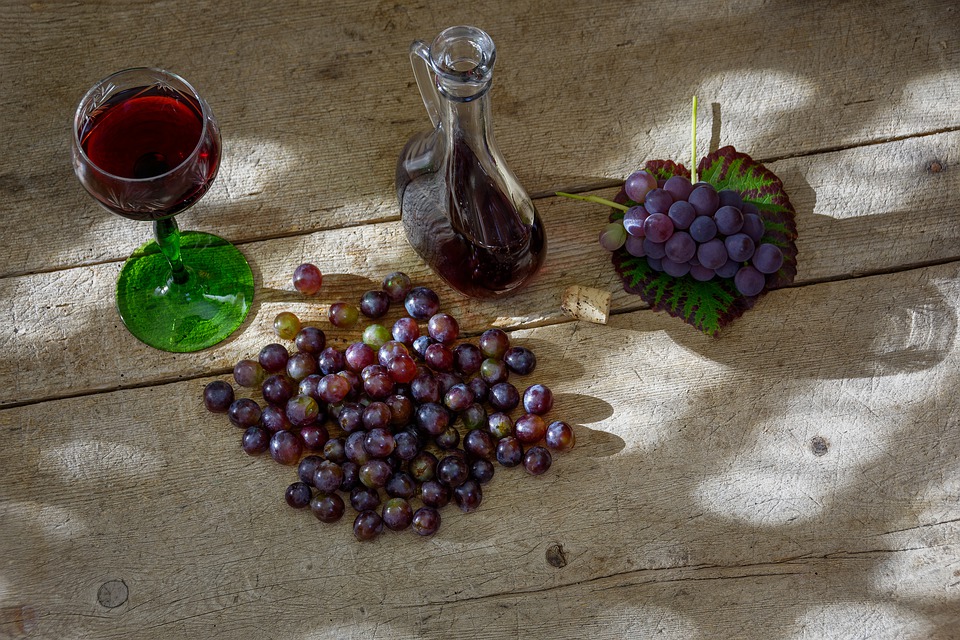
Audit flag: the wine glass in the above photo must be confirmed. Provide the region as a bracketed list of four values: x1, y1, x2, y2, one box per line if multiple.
[72, 68, 254, 352]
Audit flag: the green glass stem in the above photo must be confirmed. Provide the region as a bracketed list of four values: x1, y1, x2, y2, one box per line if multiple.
[154, 217, 190, 285]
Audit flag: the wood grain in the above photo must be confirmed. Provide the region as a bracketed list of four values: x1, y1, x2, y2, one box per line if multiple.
[2, 261, 959, 638]
[0, 0, 957, 277]
[2, 131, 958, 407]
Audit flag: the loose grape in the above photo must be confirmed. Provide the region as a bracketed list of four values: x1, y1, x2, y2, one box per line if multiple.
[464, 429, 495, 459]
[364, 427, 396, 458]
[434, 425, 461, 450]
[435, 372, 462, 396]
[453, 480, 482, 513]
[311, 493, 345, 523]
[294, 327, 326, 354]
[423, 343, 454, 372]
[415, 402, 450, 436]
[522, 384, 554, 415]
[317, 347, 346, 375]
[285, 394, 319, 427]
[359, 459, 392, 489]
[350, 487, 381, 512]
[488, 413, 514, 440]
[363, 371, 394, 399]
[385, 472, 417, 499]
[391, 317, 420, 345]
[360, 401, 391, 430]
[489, 382, 520, 412]
[262, 374, 296, 407]
[385, 394, 414, 426]
[427, 313, 460, 343]
[437, 455, 469, 488]
[362, 324, 391, 349]
[359, 290, 391, 319]
[323, 438, 346, 464]
[545, 421, 575, 452]
[286, 352, 317, 381]
[353, 510, 383, 541]
[274, 312, 301, 340]
[377, 340, 409, 366]
[285, 482, 312, 509]
[467, 377, 489, 404]
[269, 430, 303, 466]
[411, 507, 441, 536]
[503, 346, 537, 376]
[293, 263, 323, 296]
[478, 328, 510, 359]
[233, 359, 265, 388]
[339, 462, 360, 492]
[404, 287, 440, 319]
[203, 380, 234, 413]
[328, 302, 360, 328]
[228, 398, 262, 428]
[480, 358, 510, 384]
[496, 436, 524, 467]
[471, 458, 495, 484]
[382, 498, 414, 531]
[298, 455, 325, 486]
[394, 431, 420, 461]
[260, 405, 292, 433]
[599, 222, 627, 251]
[624, 170, 657, 203]
[409, 451, 438, 483]
[387, 353, 418, 384]
[241, 426, 270, 455]
[382, 271, 413, 302]
[258, 343, 290, 373]
[419, 480, 451, 508]
[410, 373, 440, 404]
[523, 446, 552, 475]
[344, 342, 376, 372]
[314, 460, 345, 494]
[515, 413, 547, 444]
[443, 383, 474, 412]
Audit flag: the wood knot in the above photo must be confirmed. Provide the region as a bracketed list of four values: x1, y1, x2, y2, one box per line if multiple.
[97, 579, 128, 608]
[546, 543, 568, 568]
[810, 436, 829, 457]
[929, 161, 943, 173]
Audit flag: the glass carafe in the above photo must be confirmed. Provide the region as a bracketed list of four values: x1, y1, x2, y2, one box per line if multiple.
[396, 26, 546, 299]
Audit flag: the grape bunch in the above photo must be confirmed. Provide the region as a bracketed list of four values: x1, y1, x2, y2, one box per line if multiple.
[599, 170, 784, 296]
[204, 268, 576, 541]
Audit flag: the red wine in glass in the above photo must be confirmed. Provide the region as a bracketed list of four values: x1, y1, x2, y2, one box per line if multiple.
[72, 68, 252, 352]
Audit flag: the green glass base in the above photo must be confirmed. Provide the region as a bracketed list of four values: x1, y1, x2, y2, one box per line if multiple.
[116, 231, 254, 352]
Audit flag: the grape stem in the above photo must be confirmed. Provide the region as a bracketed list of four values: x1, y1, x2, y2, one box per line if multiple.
[691, 96, 698, 184]
[555, 192, 629, 212]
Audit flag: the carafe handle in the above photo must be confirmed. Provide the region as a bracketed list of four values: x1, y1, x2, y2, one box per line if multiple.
[410, 40, 441, 128]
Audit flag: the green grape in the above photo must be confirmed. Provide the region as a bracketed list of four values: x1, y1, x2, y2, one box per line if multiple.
[274, 311, 301, 340]
[362, 324, 391, 349]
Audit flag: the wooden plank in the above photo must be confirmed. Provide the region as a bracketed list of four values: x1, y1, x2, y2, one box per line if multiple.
[2, 261, 959, 638]
[3, 131, 959, 406]
[1, 0, 958, 277]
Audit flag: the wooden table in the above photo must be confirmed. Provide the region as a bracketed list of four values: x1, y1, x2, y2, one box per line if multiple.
[2, 0, 959, 637]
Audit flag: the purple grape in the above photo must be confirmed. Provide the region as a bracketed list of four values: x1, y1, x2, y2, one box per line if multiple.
[382, 271, 412, 302]
[464, 429, 495, 459]
[311, 493, 345, 523]
[545, 421, 575, 452]
[488, 382, 520, 412]
[363, 427, 396, 458]
[624, 234, 646, 257]
[416, 402, 450, 436]
[394, 431, 420, 461]
[323, 438, 346, 464]
[664, 231, 696, 263]
[689, 264, 715, 281]
[353, 510, 383, 541]
[409, 451, 438, 483]
[724, 233, 756, 262]
[522, 384, 553, 415]
[286, 352, 317, 381]
[742, 202, 760, 216]
[391, 317, 420, 345]
[425, 343, 455, 372]
[599, 222, 627, 251]
[503, 346, 537, 376]
[228, 398, 261, 428]
[643, 212, 674, 243]
[350, 486, 381, 512]
[285, 481, 313, 509]
[716, 259, 740, 278]
[203, 380, 234, 413]
[344, 342, 376, 373]
[478, 328, 510, 359]
[688, 185, 719, 217]
[269, 430, 303, 466]
[404, 287, 440, 319]
[647, 256, 663, 272]
[496, 436, 524, 467]
[285, 394, 319, 427]
[361, 402, 391, 430]
[515, 414, 547, 444]
[734, 266, 766, 296]
[316, 373, 348, 403]
[386, 394, 414, 426]
[298, 374, 323, 401]
[753, 243, 784, 274]
[411, 335, 436, 360]
[697, 238, 728, 270]
[316, 347, 345, 375]
[419, 479, 450, 508]
[488, 412, 514, 440]
[327, 302, 359, 328]
[714, 206, 744, 235]
[443, 383, 474, 412]
[241, 426, 269, 455]
[360, 290, 390, 318]
[293, 263, 323, 296]
[298, 455, 325, 485]
[664, 175, 694, 202]
[410, 373, 440, 404]
[663, 259, 691, 278]
[742, 213, 765, 243]
[642, 238, 666, 259]
[437, 455, 469, 488]
[453, 343, 483, 376]
[412, 507, 441, 536]
[359, 459, 392, 489]
[467, 377, 489, 404]
[434, 425, 461, 450]
[387, 353, 417, 384]
[339, 461, 359, 492]
[624, 170, 657, 202]
[294, 327, 326, 354]
[622, 206, 648, 237]
[314, 460, 344, 494]
[689, 216, 717, 243]
[363, 370, 394, 399]
[427, 313, 460, 343]
[382, 498, 414, 531]
[233, 359, 265, 388]
[523, 446, 552, 475]
[667, 201, 696, 230]
[718, 189, 744, 209]
[258, 343, 290, 373]
[644, 188, 674, 215]
[385, 472, 417, 499]
[337, 402, 364, 433]
[471, 458, 495, 484]
[301, 424, 329, 452]
[454, 480, 482, 513]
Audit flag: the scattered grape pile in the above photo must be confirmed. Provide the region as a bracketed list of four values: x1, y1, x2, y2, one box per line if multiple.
[204, 268, 575, 541]
[598, 170, 784, 296]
